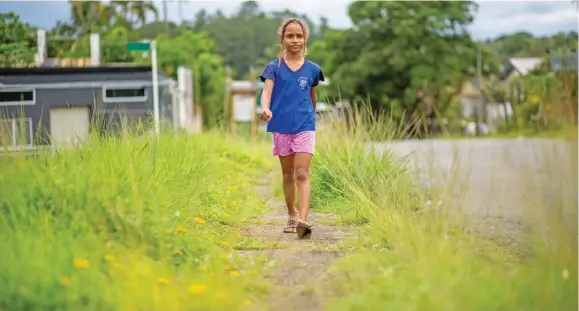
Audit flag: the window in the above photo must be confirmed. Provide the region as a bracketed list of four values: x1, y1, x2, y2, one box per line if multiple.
[0, 90, 35, 106]
[103, 86, 147, 103]
[0, 118, 33, 148]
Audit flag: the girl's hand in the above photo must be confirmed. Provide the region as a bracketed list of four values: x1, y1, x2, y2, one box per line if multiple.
[260, 108, 272, 121]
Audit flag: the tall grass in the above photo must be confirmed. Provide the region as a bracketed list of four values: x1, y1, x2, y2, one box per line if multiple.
[0, 125, 275, 311]
[312, 104, 578, 310]
[2, 103, 576, 310]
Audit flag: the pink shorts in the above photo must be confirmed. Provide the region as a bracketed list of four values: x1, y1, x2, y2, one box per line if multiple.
[272, 131, 315, 157]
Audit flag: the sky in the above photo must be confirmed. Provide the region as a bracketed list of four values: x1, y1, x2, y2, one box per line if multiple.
[1, 0, 577, 40]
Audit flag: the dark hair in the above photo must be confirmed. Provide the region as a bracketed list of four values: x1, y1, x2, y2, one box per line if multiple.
[277, 17, 310, 67]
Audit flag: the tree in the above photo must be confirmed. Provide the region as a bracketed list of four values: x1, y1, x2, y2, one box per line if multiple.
[0, 12, 36, 67]
[69, 0, 116, 37]
[324, 1, 481, 120]
[138, 21, 181, 39]
[146, 30, 226, 129]
[110, 0, 159, 29]
[197, 2, 317, 79]
[487, 31, 578, 60]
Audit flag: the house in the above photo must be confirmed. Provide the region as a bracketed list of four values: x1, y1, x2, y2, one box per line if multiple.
[0, 66, 175, 151]
[499, 57, 543, 81]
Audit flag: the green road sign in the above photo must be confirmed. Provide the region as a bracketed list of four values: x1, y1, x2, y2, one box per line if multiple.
[125, 42, 151, 52]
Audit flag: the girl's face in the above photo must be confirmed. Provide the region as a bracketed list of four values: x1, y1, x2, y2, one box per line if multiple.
[282, 22, 306, 55]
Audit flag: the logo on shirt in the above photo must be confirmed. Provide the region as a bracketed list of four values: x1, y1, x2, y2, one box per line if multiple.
[298, 77, 308, 89]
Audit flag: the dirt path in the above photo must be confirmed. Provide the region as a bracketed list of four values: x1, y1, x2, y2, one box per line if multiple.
[238, 173, 351, 311]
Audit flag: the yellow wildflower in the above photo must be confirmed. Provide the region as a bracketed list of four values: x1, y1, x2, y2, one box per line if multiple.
[228, 185, 238, 191]
[188, 284, 207, 294]
[231, 201, 237, 206]
[528, 94, 540, 104]
[157, 277, 170, 285]
[104, 254, 114, 261]
[60, 276, 70, 286]
[194, 217, 206, 225]
[74, 258, 89, 269]
[242, 299, 252, 306]
[229, 269, 240, 277]
[175, 226, 183, 232]
[196, 236, 202, 241]
[172, 249, 182, 255]
[223, 213, 231, 217]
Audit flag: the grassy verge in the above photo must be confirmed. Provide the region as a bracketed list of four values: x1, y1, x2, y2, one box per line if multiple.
[0, 130, 276, 311]
[312, 106, 578, 310]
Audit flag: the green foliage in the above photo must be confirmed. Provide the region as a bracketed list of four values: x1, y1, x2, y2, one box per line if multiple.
[199, 2, 325, 79]
[487, 31, 578, 61]
[1, 0, 577, 130]
[150, 30, 227, 129]
[69, 0, 158, 37]
[0, 12, 36, 67]
[504, 65, 578, 132]
[313, 110, 577, 311]
[0, 131, 275, 311]
[322, 1, 482, 118]
[64, 26, 140, 63]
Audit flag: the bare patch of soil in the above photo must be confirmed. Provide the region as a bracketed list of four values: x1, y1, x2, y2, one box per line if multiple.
[239, 173, 352, 311]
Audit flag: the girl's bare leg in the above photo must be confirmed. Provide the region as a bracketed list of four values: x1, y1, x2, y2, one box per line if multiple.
[293, 152, 313, 222]
[278, 155, 297, 217]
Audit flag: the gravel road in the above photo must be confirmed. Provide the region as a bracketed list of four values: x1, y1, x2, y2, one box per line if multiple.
[373, 138, 578, 248]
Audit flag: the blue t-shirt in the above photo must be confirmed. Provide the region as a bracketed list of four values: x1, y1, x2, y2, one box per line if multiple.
[259, 59, 325, 134]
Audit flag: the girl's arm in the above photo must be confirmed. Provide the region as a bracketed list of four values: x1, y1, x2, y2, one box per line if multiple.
[261, 79, 274, 110]
[310, 86, 318, 111]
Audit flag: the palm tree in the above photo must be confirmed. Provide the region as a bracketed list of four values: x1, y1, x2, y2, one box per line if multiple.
[111, 0, 159, 28]
[69, 1, 115, 37]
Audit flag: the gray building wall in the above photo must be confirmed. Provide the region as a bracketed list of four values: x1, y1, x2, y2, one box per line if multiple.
[0, 69, 174, 146]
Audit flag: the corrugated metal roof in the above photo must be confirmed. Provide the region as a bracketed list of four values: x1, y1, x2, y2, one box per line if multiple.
[0, 69, 172, 86]
[0, 66, 153, 75]
[509, 58, 542, 75]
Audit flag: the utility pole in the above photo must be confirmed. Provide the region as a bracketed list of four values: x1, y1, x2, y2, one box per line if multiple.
[151, 41, 160, 136]
[163, 0, 169, 35]
[476, 45, 483, 136]
[126, 40, 160, 136]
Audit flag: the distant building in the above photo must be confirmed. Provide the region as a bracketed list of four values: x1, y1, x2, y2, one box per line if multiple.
[0, 66, 175, 151]
[499, 57, 543, 81]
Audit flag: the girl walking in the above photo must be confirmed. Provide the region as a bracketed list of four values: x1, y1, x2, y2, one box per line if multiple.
[259, 17, 325, 239]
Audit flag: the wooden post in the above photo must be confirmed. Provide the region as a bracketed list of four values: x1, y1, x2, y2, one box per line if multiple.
[225, 67, 259, 137]
[225, 66, 234, 134]
[249, 66, 257, 141]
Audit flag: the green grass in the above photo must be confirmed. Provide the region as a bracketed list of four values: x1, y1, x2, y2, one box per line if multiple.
[0, 129, 276, 311]
[1, 106, 576, 311]
[311, 105, 578, 311]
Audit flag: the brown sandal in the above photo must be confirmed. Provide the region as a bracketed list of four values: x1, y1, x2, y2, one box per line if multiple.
[296, 220, 313, 240]
[283, 218, 298, 233]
